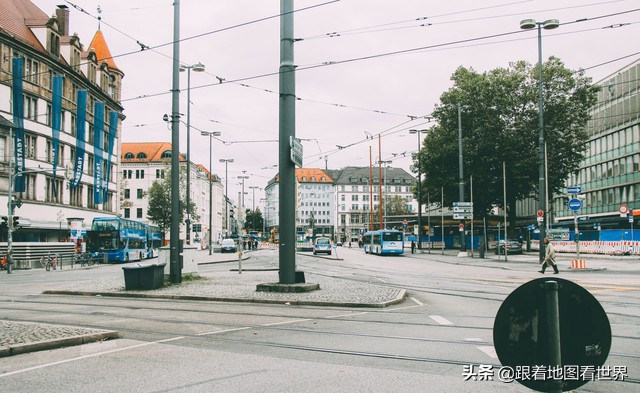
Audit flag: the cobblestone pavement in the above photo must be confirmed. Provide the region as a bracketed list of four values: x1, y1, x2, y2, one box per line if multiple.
[2, 251, 406, 358]
[0, 320, 118, 358]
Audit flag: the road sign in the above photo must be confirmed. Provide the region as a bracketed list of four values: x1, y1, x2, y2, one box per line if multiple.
[494, 278, 611, 392]
[567, 186, 582, 194]
[290, 136, 303, 167]
[458, 223, 464, 231]
[453, 201, 472, 207]
[577, 216, 589, 221]
[452, 207, 472, 213]
[453, 213, 472, 220]
[536, 209, 544, 218]
[618, 204, 629, 215]
[568, 198, 582, 211]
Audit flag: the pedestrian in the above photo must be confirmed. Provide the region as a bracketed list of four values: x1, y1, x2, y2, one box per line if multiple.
[411, 240, 416, 254]
[539, 237, 559, 274]
[348, 241, 352, 249]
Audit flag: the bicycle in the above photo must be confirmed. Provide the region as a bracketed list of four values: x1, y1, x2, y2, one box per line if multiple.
[41, 252, 60, 271]
[73, 252, 89, 267]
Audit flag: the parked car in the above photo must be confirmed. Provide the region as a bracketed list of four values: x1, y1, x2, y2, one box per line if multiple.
[220, 238, 237, 253]
[495, 239, 523, 255]
[313, 237, 332, 255]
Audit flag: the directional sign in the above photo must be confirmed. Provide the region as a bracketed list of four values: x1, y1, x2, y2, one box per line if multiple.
[452, 207, 472, 213]
[567, 186, 582, 194]
[453, 202, 472, 207]
[568, 198, 582, 211]
[290, 136, 303, 167]
[577, 216, 589, 221]
[453, 213, 471, 220]
[494, 278, 611, 392]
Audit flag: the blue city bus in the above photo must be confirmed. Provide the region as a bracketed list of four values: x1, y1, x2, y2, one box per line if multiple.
[86, 217, 150, 263]
[147, 224, 163, 258]
[362, 229, 405, 255]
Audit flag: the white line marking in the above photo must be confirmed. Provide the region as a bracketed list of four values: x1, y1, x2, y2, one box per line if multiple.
[429, 315, 454, 325]
[261, 318, 311, 327]
[0, 336, 185, 378]
[325, 311, 369, 319]
[196, 327, 252, 336]
[377, 278, 387, 283]
[477, 346, 498, 359]
[409, 297, 424, 306]
[464, 338, 484, 342]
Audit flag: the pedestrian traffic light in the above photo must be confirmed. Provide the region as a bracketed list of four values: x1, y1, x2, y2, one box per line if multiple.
[12, 216, 19, 228]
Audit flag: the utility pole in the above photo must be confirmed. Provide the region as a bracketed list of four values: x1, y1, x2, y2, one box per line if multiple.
[279, 0, 297, 284]
[458, 103, 466, 252]
[2, 116, 18, 274]
[169, 0, 181, 284]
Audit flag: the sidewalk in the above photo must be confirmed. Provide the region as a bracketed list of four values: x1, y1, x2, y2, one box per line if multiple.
[2, 249, 406, 358]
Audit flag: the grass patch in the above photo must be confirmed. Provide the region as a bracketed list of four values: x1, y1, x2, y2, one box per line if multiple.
[163, 273, 207, 286]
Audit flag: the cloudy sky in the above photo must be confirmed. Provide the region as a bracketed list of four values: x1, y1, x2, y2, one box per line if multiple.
[31, 0, 640, 208]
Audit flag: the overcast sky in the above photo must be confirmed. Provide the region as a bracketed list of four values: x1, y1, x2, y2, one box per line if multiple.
[31, 0, 640, 208]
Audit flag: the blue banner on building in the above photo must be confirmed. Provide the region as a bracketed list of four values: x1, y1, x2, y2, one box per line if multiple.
[51, 75, 64, 197]
[103, 111, 118, 200]
[93, 102, 104, 204]
[70, 90, 87, 188]
[11, 57, 25, 192]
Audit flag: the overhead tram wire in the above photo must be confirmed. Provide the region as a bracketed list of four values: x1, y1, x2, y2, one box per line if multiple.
[122, 6, 640, 105]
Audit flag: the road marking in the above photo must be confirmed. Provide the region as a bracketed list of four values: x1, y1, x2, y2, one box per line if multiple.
[0, 336, 185, 378]
[325, 311, 369, 319]
[429, 315, 454, 325]
[196, 327, 252, 336]
[464, 338, 484, 342]
[477, 345, 498, 359]
[377, 278, 387, 283]
[409, 297, 424, 306]
[261, 318, 312, 327]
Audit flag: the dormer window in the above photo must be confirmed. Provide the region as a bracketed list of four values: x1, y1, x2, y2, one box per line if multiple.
[136, 152, 147, 159]
[124, 152, 134, 159]
[161, 150, 171, 159]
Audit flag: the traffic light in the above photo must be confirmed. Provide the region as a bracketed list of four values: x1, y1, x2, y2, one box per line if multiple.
[12, 216, 19, 228]
[246, 209, 251, 215]
[229, 209, 234, 218]
[1, 216, 7, 230]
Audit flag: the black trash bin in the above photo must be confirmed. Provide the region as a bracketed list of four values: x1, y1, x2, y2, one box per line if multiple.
[122, 263, 166, 290]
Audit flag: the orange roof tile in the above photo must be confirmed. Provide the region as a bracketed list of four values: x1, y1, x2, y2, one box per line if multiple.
[275, 168, 334, 183]
[88, 30, 121, 73]
[121, 142, 185, 163]
[0, 0, 49, 53]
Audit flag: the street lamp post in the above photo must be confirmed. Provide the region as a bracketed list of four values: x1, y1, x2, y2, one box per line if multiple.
[219, 158, 234, 236]
[249, 186, 261, 230]
[238, 175, 249, 228]
[410, 129, 427, 250]
[379, 160, 392, 229]
[201, 131, 221, 255]
[180, 62, 205, 245]
[520, 18, 559, 264]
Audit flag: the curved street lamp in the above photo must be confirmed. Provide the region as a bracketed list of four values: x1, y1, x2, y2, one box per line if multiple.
[201, 130, 221, 255]
[520, 18, 559, 263]
[180, 62, 205, 244]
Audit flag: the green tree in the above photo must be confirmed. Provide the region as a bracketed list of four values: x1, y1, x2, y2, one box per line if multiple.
[417, 57, 599, 235]
[146, 165, 200, 240]
[245, 208, 264, 232]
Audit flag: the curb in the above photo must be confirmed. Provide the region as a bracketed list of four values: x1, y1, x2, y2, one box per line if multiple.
[42, 289, 406, 308]
[0, 330, 119, 358]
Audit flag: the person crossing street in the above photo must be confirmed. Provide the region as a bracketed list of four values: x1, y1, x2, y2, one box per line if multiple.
[539, 237, 559, 274]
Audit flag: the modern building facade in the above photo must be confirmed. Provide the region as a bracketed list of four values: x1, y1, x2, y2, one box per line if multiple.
[121, 142, 225, 245]
[1, 1, 123, 242]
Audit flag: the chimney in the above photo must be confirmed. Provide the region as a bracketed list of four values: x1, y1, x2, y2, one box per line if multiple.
[55, 5, 70, 36]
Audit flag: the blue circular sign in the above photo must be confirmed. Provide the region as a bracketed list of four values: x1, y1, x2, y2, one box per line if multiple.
[568, 198, 582, 211]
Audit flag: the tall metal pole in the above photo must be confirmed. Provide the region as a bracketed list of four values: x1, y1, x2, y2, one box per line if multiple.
[378, 135, 383, 229]
[369, 146, 373, 230]
[537, 23, 546, 264]
[185, 66, 192, 245]
[279, 0, 296, 284]
[6, 122, 15, 273]
[208, 134, 212, 255]
[458, 103, 466, 252]
[169, 0, 181, 284]
[416, 130, 422, 249]
[219, 159, 233, 236]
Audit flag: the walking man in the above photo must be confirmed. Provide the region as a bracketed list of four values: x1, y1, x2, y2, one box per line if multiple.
[411, 240, 416, 254]
[539, 237, 559, 274]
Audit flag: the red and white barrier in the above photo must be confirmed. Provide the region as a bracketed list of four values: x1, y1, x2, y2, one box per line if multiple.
[571, 259, 587, 269]
[532, 240, 639, 255]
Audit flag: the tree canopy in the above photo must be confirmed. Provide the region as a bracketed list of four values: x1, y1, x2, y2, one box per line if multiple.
[415, 57, 599, 233]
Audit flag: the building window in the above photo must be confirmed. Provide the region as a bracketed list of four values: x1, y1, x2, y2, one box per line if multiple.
[25, 58, 40, 85]
[87, 155, 94, 176]
[161, 150, 171, 159]
[24, 134, 36, 159]
[137, 189, 143, 199]
[136, 170, 145, 179]
[124, 189, 130, 199]
[87, 185, 95, 209]
[24, 95, 38, 121]
[70, 184, 82, 207]
[136, 152, 147, 159]
[124, 152, 134, 159]
[124, 208, 130, 218]
[156, 169, 165, 179]
[137, 208, 143, 218]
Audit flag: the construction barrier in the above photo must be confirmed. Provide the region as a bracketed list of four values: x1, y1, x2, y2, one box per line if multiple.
[531, 240, 639, 256]
[571, 259, 587, 269]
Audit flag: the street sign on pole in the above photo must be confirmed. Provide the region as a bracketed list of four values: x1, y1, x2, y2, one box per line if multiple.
[619, 204, 629, 217]
[536, 209, 544, 218]
[567, 186, 582, 194]
[568, 198, 582, 211]
[290, 136, 303, 167]
[452, 201, 472, 207]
